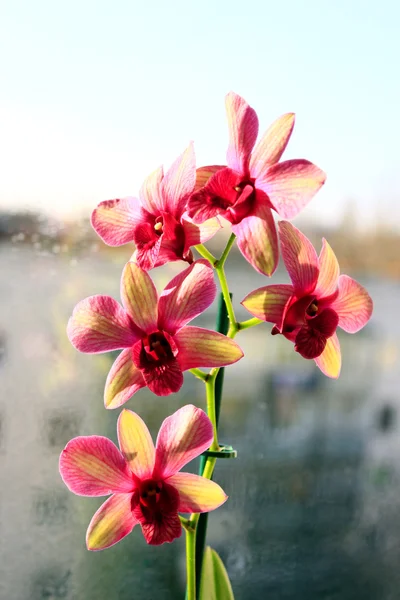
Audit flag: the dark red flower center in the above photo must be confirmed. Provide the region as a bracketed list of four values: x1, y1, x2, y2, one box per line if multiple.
[295, 308, 339, 359]
[131, 480, 182, 545]
[218, 179, 255, 224]
[139, 479, 163, 508]
[276, 295, 339, 359]
[142, 331, 175, 363]
[306, 300, 319, 317]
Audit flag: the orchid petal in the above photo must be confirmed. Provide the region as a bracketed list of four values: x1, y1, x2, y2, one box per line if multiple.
[141, 358, 184, 396]
[231, 195, 279, 276]
[241, 284, 294, 328]
[59, 436, 134, 496]
[162, 144, 196, 218]
[181, 216, 221, 254]
[158, 260, 216, 334]
[314, 332, 341, 378]
[278, 221, 319, 295]
[139, 166, 164, 214]
[104, 348, 146, 409]
[330, 275, 373, 333]
[194, 165, 226, 191]
[117, 409, 155, 480]
[141, 513, 182, 546]
[86, 493, 137, 551]
[315, 238, 340, 298]
[295, 328, 328, 360]
[134, 225, 163, 271]
[91, 198, 140, 247]
[258, 159, 326, 219]
[250, 113, 295, 176]
[67, 296, 140, 354]
[154, 405, 213, 479]
[174, 326, 243, 371]
[169, 473, 227, 513]
[225, 91, 258, 173]
[121, 262, 158, 333]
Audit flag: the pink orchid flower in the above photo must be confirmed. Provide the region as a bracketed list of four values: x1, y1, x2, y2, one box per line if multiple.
[91, 144, 220, 270]
[187, 92, 326, 276]
[60, 404, 227, 549]
[242, 221, 373, 378]
[67, 259, 243, 407]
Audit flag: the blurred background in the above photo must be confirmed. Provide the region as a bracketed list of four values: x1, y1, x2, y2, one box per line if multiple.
[1, 1, 399, 598]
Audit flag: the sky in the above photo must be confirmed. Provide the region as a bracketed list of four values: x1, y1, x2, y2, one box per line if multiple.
[1, 0, 399, 228]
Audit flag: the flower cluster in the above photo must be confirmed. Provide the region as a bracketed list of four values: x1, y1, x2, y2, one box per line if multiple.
[60, 91, 373, 557]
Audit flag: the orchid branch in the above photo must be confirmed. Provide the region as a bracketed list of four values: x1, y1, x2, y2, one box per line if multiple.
[193, 243, 217, 265]
[238, 316, 264, 330]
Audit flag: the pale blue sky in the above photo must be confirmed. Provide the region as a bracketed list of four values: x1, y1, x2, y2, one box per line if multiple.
[1, 0, 399, 228]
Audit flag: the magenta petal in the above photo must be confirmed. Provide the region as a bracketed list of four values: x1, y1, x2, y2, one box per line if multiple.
[231, 195, 279, 276]
[278, 221, 319, 295]
[59, 436, 134, 496]
[139, 166, 164, 214]
[225, 91, 259, 173]
[121, 262, 158, 333]
[104, 348, 146, 409]
[91, 197, 140, 247]
[67, 296, 140, 354]
[86, 493, 138, 551]
[158, 260, 216, 334]
[154, 405, 213, 479]
[134, 232, 163, 271]
[194, 165, 226, 191]
[162, 144, 196, 218]
[330, 275, 373, 333]
[257, 159, 326, 219]
[241, 284, 294, 328]
[174, 326, 243, 370]
[250, 113, 295, 176]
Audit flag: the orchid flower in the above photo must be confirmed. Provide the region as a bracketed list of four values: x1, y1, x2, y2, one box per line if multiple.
[187, 92, 326, 276]
[91, 144, 220, 270]
[67, 260, 243, 406]
[60, 404, 227, 549]
[242, 221, 373, 378]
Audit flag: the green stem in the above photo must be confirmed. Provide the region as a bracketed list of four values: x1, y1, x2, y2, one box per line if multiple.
[238, 317, 264, 330]
[194, 243, 217, 265]
[193, 294, 230, 597]
[215, 233, 236, 269]
[185, 526, 197, 600]
[205, 373, 219, 451]
[215, 267, 238, 336]
[187, 237, 236, 599]
[189, 368, 208, 382]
